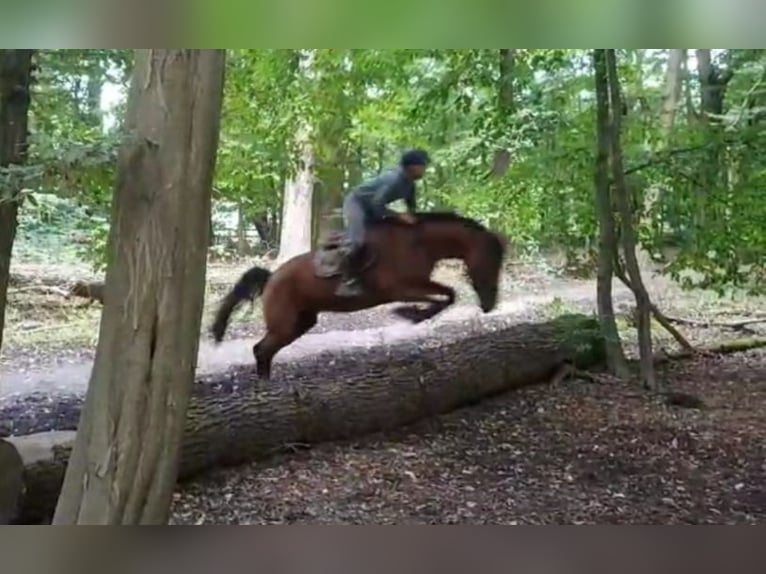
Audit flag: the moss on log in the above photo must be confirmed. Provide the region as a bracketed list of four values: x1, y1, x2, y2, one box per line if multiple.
[2, 312, 603, 524]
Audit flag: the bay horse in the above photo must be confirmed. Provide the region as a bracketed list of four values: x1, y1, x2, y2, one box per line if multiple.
[211, 211, 508, 380]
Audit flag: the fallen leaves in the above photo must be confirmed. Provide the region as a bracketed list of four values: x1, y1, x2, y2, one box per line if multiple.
[166, 349, 766, 525]
[3, 263, 766, 524]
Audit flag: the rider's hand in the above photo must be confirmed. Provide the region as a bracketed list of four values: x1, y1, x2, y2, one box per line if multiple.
[400, 212, 416, 224]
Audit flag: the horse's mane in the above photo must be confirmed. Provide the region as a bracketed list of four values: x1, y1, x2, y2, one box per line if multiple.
[372, 210, 489, 232]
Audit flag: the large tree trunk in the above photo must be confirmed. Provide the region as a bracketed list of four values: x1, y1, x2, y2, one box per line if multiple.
[592, 49, 629, 379]
[51, 49, 226, 525]
[4, 313, 604, 524]
[0, 50, 34, 356]
[276, 129, 314, 264]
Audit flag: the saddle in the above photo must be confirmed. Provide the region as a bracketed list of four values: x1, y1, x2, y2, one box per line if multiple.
[313, 231, 375, 279]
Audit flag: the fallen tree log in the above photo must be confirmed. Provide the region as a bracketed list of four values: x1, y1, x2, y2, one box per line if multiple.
[66, 280, 105, 305]
[0, 438, 24, 523]
[0, 431, 74, 524]
[1, 312, 604, 524]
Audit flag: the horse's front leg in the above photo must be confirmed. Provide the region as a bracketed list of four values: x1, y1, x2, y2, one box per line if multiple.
[391, 280, 456, 324]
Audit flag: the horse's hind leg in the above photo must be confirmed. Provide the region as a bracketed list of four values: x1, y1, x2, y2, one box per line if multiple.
[253, 310, 318, 380]
[252, 334, 278, 380]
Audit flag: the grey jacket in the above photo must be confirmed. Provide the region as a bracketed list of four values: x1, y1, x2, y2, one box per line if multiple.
[350, 166, 416, 220]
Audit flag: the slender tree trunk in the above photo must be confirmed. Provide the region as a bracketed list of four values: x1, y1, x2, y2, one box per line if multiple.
[0, 50, 34, 356]
[694, 49, 734, 227]
[276, 128, 314, 263]
[682, 54, 697, 123]
[376, 145, 385, 173]
[592, 49, 629, 378]
[314, 122, 349, 246]
[605, 49, 656, 390]
[236, 200, 248, 256]
[490, 48, 515, 178]
[660, 49, 686, 137]
[311, 178, 322, 248]
[84, 70, 103, 129]
[208, 211, 215, 247]
[52, 49, 226, 525]
[646, 49, 686, 248]
[274, 173, 285, 249]
[347, 144, 363, 188]
[252, 212, 275, 247]
[696, 49, 732, 119]
[310, 116, 357, 247]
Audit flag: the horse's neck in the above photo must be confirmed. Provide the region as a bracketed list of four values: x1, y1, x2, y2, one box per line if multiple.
[419, 224, 472, 261]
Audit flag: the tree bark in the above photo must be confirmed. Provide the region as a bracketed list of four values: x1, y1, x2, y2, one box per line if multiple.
[694, 49, 733, 225]
[490, 48, 516, 178]
[696, 49, 732, 119]
[660, 49, 686, 136]
[84, 67, 104, 129]
[348, 144, 363, 188]
[592, 49, 629, 378]
[5, 313, 605, 524]
[276, 128, 314, 264]
[0, 50, 34, 356]
[314, 128, 348, 247]
[236, 200, 248, 255]
[252, 212, 276, 248]
[51, 49, 226, 525]
[605, 49, 656, 390]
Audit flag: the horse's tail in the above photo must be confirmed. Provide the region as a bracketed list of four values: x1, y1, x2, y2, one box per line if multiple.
[211, 265, 272, 343]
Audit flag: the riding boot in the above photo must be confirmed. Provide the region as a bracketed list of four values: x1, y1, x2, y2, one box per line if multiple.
[335, 244, 365, 296]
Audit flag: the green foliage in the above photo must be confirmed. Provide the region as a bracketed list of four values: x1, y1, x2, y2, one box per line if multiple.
[14, 193, 90, 264]
[9, 49, 130, 270]
[11, 48, 766, 296]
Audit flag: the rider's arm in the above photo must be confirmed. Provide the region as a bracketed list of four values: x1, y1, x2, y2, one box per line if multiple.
[403, 180, 416, 213]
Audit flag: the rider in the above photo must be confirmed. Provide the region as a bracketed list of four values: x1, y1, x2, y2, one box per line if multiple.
[336, 147, 431, 296]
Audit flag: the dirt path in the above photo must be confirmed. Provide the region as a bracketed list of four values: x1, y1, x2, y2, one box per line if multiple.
[0, 278, 632, 400]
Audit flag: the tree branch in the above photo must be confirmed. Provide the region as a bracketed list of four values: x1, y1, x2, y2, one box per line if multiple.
[9, 285, 70, 298]
[663, 315, 766, 331]
[622, 144, 711, 176]
[613, 255, 695, 353]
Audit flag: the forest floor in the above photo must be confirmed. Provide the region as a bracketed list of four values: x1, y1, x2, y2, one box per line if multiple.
[2, 256, 766, 524]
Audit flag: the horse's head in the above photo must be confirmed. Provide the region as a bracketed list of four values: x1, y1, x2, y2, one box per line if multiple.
[406, 212, 507, 313]
[466, 229, 507, 313]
